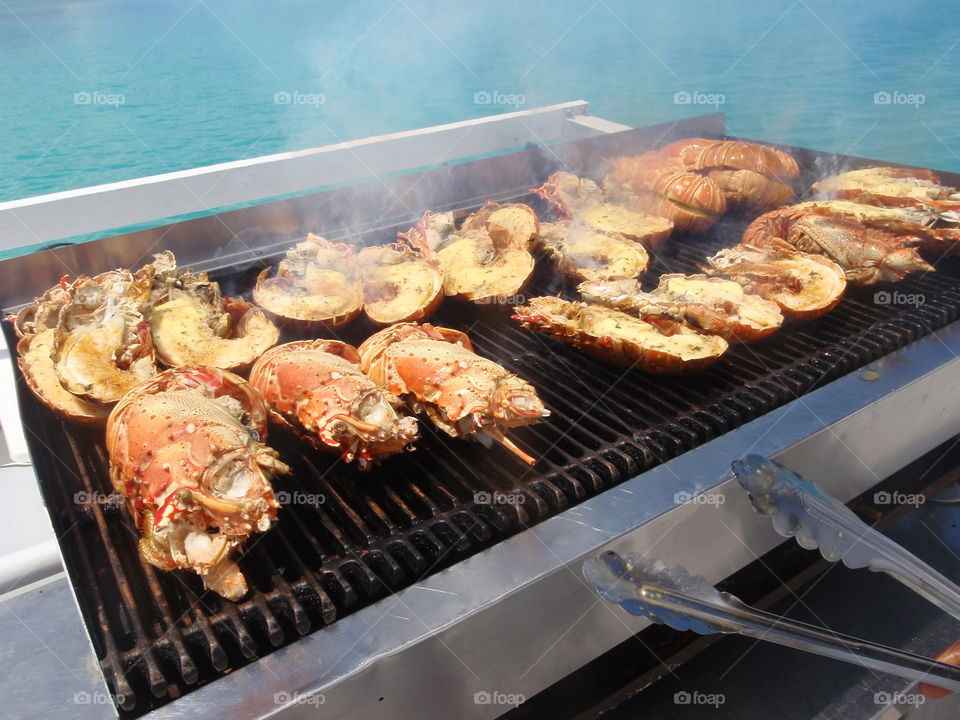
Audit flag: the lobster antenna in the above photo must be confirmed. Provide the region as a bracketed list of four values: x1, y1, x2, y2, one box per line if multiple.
[487, 428, 537, 465]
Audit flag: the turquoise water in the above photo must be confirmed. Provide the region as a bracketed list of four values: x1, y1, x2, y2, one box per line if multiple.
[3, 0, 960, 206]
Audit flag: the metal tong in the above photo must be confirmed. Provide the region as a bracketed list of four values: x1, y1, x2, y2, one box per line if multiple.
[582, 455, 960, 692]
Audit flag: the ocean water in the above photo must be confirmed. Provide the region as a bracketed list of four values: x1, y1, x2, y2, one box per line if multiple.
[3, 0, 960, 208]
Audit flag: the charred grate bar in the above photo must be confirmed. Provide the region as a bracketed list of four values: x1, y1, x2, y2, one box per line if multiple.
[6, 135, 960, 717]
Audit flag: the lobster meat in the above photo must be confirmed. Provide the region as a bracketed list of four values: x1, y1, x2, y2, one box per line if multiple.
[107, 367, 288, 600]
[9, 251, 283, 423]
[358, 243, 444, 325]
[253, 234, 364, 329]
[812, 166, 960, 214]
[149, 262, 279, 370]
[399, 202, 538, 304]
[357, 323, 548, 464]
[249, 340, 418, 469]
[704, 243, 847, 321]
[532, 172, 673, 249]
[742, 206, 934, 284]
[578, 273, 783, 343]
[537, 221, 650, 282]
[512, 296, 728, 374]
[10, 265, 160, 420]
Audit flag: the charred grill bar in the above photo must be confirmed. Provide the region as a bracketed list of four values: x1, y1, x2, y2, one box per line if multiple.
[3, 111, 960, 719]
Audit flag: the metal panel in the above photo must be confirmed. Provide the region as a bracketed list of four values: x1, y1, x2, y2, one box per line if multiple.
[1, 576, 115, 720]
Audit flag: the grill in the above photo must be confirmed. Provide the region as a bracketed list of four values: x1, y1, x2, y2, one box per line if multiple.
[5, 119, 960, 717]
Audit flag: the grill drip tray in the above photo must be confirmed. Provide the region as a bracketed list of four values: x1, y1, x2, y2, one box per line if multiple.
[9, 181, 960, 716]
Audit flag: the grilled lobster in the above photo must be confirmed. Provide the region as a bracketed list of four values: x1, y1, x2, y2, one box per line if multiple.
[812, 166, 960, 214]
[253, 234, 364, 330]
[512, 297, 728, 374]
[704, 243, 847, 321]
[578, 274, 783, 343]
[357, 323, 548, 464]
[742, 207, 934, 284]
[398, 203, 538, 304]
[532, 171, 673, 249]
[249, 340, 418, 468]
[107, 366, 288, 600]
[604, 152, 727, 232]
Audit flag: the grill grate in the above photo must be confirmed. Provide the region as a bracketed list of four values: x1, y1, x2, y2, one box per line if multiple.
[8, 157, 960, 716]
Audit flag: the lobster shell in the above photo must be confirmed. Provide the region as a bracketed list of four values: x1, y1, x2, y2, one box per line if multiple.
[658, 138, 800, 181]
[605, 154, 726, 231]
[512, 297, 728, 374]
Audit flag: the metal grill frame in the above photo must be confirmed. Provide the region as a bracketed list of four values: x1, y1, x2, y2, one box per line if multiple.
[5, 112, 960, 719]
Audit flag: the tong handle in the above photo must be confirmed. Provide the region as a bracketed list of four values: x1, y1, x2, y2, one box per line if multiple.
[642, 585, 960, 693]
[801, 490, 960, 622]
[733, 456, 960, 623]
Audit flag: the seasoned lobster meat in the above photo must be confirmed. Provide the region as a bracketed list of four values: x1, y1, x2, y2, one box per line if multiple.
[54, 282, 156, 404]
[742, 206, 934, 284]
[358, 243, 444, 325]
[398, 203, 538, 304]
[532, 172, 673, 249]
[16, 329, 111, 426]
[705, 243, 846, 321]
[249, 340, 418, 468]
[512, 297, 728, 374]
[10, 265, 160, 418]
[579, 274, 783, 343]
[150, 282, 279, 371]
[812, 166, 960, 214]
[107, 367, 287, 600]
[253, 234, 363, 329]
[9, 251, 282, 423]
[537, 222, 650, 281]
[357, 323, 548, 464]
